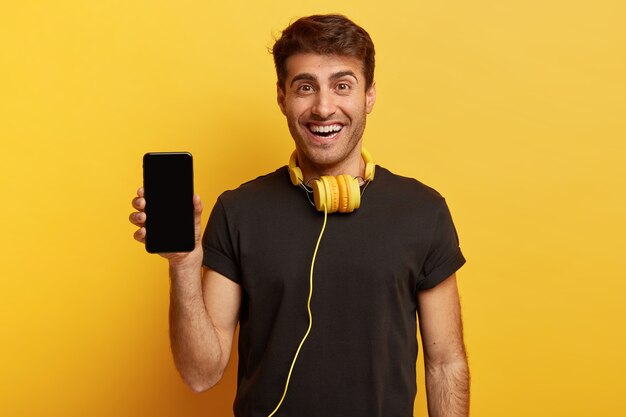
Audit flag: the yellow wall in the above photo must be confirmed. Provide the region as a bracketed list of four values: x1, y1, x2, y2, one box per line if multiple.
[2, 1, 625, 416]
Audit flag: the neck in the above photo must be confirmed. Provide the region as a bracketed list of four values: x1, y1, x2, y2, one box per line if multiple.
[297, 148, 365, 184]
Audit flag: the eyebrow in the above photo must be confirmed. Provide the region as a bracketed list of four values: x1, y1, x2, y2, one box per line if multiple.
[330, 70, 359, 83]
[289, 70, 360, 87]
[290, 73, 316, 87]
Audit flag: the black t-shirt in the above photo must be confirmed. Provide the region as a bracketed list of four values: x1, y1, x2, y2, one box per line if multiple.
[202, 166, 465, 417]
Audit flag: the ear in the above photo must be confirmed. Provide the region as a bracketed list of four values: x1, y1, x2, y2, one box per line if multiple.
[277, 83, 286, 115]
[365, 81, 376, 114]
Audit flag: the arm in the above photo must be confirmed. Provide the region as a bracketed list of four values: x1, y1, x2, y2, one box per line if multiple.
[417, 273, 470, 417]
[130, 188, 241, 392]
[169, 265, 241, 392]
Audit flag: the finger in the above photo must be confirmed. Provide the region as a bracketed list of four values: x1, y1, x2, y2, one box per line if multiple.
[129, 211, 146, 226]
[137, 187, 144, 197]
[193, 194, 203, 214]
[133, 227, 146, 243]
[132, 196, 146, 211]
[193, 194, 203, 242]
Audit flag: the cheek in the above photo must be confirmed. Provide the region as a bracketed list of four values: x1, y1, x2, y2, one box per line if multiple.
[285, 101, 309, 121]
[340, 102, 362, 119]
[284, 108, 304, 129]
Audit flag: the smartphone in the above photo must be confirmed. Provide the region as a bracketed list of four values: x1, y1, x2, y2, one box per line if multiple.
[142, 152, 195, 253]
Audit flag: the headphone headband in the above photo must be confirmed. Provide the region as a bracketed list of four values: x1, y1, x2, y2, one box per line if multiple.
[288, 148, 375, 213]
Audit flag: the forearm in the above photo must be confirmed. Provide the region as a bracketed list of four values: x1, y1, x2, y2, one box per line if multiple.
[425, 357, 470, 417]
[168, 262, 224, 392]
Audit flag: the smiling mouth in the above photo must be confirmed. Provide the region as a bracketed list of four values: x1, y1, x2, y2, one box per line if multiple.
[308, 123, 343, 138]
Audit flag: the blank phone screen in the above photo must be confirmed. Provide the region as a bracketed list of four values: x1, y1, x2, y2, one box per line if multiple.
[143, 152, 195, 253]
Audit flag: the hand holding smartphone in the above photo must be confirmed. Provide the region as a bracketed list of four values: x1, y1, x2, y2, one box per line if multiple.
[142, 152, 195, 253]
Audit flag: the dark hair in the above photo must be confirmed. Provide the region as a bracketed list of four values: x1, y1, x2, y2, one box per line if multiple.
[272, 14, 375, 91]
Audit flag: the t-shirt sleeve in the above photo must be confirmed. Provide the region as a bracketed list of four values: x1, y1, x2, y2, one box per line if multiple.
[202, 197, 242, 284]
[416, 198, 466, 291]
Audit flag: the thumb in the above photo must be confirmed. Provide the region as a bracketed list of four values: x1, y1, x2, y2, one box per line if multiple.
[193, 194, 204, 242]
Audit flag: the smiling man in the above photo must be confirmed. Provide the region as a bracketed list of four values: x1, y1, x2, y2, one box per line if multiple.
[277, 52, 375, 181]
[130, 14, 469, 417]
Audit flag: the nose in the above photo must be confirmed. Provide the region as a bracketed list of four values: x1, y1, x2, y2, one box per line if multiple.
[311, 90, 336, 119]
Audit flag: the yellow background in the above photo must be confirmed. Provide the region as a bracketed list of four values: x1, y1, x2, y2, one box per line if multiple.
[1, 1, 625, 416]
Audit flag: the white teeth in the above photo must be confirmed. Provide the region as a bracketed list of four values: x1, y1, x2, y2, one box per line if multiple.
[310, 124, 342, 133]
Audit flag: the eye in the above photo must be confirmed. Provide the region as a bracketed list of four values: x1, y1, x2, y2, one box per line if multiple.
[335, 82, 352, 94]
[296, 84, 315, 94]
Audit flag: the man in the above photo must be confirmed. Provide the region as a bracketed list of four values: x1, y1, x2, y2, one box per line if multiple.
[130, 14, 469, 417]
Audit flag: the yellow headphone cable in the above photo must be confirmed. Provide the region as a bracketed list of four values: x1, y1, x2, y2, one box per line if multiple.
[267, 202, 328, 417]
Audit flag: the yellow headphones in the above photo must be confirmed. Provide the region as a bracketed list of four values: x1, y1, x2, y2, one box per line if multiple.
[288, 148, 376, 213]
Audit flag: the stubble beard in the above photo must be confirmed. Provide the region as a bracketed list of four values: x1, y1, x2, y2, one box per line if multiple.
[289, 110, 368, 173]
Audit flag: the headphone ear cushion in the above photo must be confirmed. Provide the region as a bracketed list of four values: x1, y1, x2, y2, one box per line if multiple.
[326, 176, 340, 213]
[337, 174, 360, 213]
[336, 175, 349, 213]
[313, 176, 339, 213]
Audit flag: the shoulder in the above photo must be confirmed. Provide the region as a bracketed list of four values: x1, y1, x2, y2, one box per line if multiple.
[217, 167, 291, 205]
[372, 165, 447, 209]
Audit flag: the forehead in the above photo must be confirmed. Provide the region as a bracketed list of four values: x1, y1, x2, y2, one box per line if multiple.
[284, 53, 365, 82]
